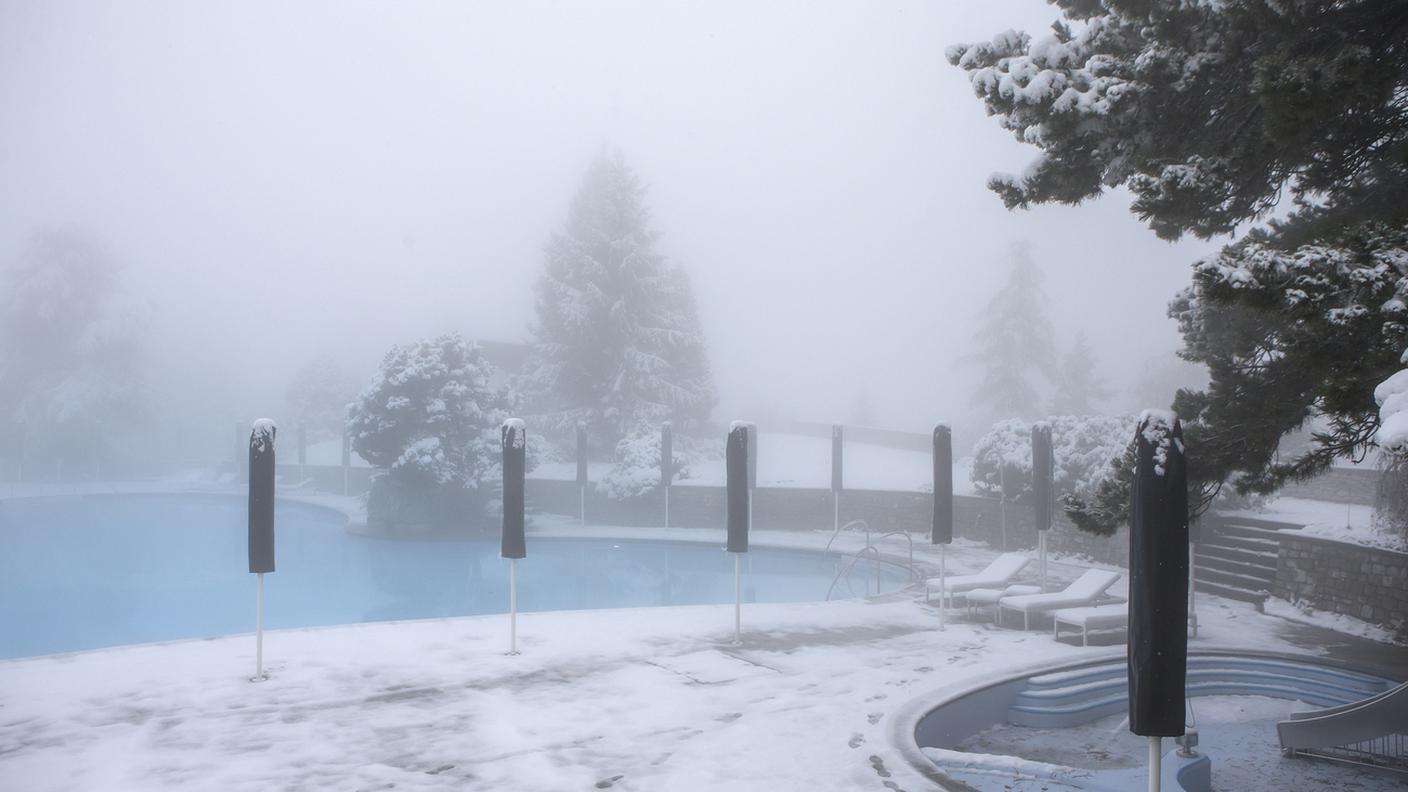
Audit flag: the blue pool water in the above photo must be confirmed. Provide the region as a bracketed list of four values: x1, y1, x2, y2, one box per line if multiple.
[0, 494, 908, 658]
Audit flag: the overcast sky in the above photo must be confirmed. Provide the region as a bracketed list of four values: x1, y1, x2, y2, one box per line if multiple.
[0, 0, 1223, 447]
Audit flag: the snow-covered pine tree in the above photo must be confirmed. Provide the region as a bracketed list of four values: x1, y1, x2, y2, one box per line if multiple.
[285, 354, 359, 442]
[965, 244, 1057, 421]
[348, 334, 513, 490]
[0, 228, 144, 471]
[1050, 332, 1110, 416]
[523, 151, 715, 452]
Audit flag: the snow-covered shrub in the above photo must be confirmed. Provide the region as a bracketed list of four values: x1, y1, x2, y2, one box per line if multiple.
[970, 415, 1131, 502]
[597, 423, 711, 500]
[348, 334, 524, 489]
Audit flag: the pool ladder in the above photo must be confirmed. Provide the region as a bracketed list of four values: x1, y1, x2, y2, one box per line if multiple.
[823, 519, 918, 601]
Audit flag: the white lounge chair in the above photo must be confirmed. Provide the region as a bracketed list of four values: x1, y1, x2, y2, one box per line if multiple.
[1051, 602, 1129, 646]
[924, 552, 1029, 606]
[997, 569, 1123, 630]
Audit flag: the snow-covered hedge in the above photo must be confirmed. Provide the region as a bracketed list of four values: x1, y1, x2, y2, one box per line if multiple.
[348, 334, 530, 489]
[970, 415, 1130, 502]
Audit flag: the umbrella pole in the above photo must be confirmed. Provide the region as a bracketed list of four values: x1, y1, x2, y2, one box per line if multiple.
[833, 491, 839, 535]
[1189, 544, 1198, 638]
[1039, 532, 1047, 591]
[509, 559, 519, 655]
[1148, 736, 1162, 792]
[253, 572, 265, 682]
[580, 485, 586, 529]
[938, 545, 946, 631]
[664, 485, 669, 529]
[734, 553, 742, 644]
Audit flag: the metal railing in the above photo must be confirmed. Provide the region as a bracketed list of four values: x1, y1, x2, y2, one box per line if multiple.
[823, 522, 919, 601]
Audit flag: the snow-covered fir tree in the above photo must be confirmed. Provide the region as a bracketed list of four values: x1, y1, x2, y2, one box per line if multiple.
[285, 354, 359, 442]
[1050, 332, 1110, 416]
[0, 228, 144, 470]
[965, 244, 1056, 421]
[523, 151, 715, 451]
[347, 334, 515, 489]
[950, 0, 1408, 528]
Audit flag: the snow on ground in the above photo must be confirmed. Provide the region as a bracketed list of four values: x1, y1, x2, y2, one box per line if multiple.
[1223, 496, 1407, 552]
[1, 522, 1396, 792]
[1263, 597, 1405, 646]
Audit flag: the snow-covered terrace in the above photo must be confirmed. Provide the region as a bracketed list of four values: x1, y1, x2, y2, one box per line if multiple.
[2, 502, 1405, 792]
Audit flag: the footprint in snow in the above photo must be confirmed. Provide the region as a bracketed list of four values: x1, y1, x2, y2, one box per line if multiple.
[594, 775, 624, 788]
[867, 712, 883, 725]
[848, 733, 865, 748]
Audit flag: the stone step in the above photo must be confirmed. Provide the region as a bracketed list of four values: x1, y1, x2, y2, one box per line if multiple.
[1215, 523, 1291, 543]
[1197, 542, 1279, 568]
[1218, 516, 1303, 533]
[1196, 554, 1276, 584]
[1195, 565, 1272, 593]
[1194, 578, 1269, 607]
[1203, 533, 1280, 554]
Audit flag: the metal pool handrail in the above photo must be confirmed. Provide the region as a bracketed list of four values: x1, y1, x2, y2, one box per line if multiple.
[824, 530, 918, 601]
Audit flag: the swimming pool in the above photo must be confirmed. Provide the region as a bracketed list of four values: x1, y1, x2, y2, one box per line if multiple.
[0, 494, 909, 658]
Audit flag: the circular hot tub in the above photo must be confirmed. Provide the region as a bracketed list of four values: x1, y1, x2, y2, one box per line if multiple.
[893, 649, 1403, 791]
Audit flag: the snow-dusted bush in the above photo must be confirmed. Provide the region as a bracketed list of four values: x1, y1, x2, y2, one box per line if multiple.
[597, 423, 712, 500]
[970, 415, 1131, 502]
[348, 334, 524, 489]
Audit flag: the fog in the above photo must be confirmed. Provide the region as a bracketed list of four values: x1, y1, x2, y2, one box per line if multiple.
[1, 0, 1220, 455]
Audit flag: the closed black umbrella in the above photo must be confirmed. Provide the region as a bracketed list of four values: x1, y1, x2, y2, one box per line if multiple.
[661, 421, 673, 528]
[932, 423, 954, 630]
[340, 426, 351, 496]
[502, 418, 527, 654]
[726, 422, 749, 642]
[247, 419, 276, 681]
[576, 421, 588, 527]
[1128, 411, 1189, 790]
[932, 423, 953, 546]
[831, 424, 843, 492]
[248, 421, 276, 575]
[1032, 422, 1055, 588]
[831, 424, 843, 533]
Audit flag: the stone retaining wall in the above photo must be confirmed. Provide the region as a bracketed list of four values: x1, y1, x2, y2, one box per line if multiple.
[524, 478, 1131, 567]
[1273, 533, 1408, 639]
